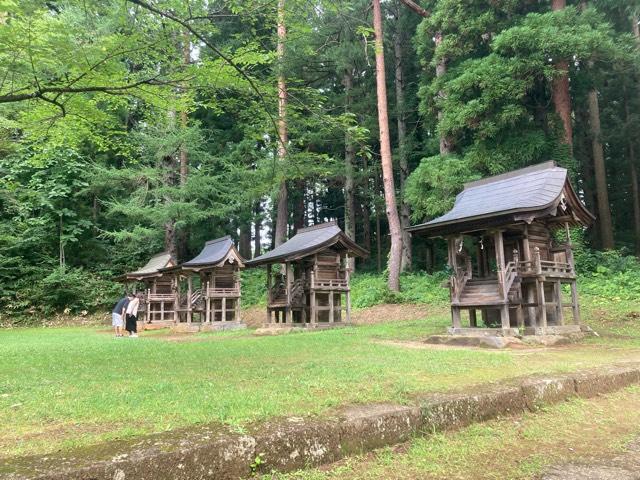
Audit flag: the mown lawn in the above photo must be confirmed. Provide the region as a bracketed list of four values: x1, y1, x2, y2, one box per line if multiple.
[2, 295, 640, 460]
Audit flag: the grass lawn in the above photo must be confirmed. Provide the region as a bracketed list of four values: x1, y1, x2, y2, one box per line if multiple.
[2, 293, 640, 461]
[270, 386, 640, 480]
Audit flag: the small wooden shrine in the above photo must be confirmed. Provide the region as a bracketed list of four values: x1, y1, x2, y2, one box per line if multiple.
[408, 161, 595, 336]
[162, 236, 245, 331]
[246, 221, 368, 328]
[116, 252, 177, 326]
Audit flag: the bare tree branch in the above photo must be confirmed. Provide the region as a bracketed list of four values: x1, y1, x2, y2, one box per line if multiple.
[398, 0, 430, 17]
[126, 0, 282, 146]
[0, 77, 166, 104]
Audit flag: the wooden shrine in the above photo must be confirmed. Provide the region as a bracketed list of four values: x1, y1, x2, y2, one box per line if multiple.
[161, 236, 245, 332]
[116, 252, 177, 327]
[246, 222, 368, 328]
[408, 161, 595, 336]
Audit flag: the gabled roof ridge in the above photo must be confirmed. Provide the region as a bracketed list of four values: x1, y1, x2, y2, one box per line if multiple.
[246, 221, 366, 266]
[296, 221, 338, 234]
[204, 235, 232, 246]
[148, 251, 173, 260]
[464, 161, 559, 189]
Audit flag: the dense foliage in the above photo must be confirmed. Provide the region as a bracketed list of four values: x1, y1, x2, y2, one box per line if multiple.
[1, 0, 639, 320]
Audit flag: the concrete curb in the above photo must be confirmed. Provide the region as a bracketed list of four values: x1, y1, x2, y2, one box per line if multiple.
[3, 363, 640, 480]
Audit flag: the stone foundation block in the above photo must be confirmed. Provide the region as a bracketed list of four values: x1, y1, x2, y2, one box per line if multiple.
[418, 385, 525, 432]
[572, 365, 640, 398]
[252, 417, 342, 473]
[339, 404, 422, 454]
[520, 375, 576, 410]
[2, 426, 256, 480]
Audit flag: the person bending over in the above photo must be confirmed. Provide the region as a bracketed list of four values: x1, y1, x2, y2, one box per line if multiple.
[111, 294, 130, 337]
[125, 293, 141, 337]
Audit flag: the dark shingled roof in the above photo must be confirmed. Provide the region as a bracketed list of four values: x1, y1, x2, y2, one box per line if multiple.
[246, 221, 368, 267]
[408, 161, 594, 236]
[182, 236, 239, 267]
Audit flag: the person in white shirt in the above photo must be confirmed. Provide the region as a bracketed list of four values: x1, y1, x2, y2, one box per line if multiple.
[125, 293, 141, 337]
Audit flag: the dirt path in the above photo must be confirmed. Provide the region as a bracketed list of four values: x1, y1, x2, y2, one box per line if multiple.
[543, 438, 640, 479]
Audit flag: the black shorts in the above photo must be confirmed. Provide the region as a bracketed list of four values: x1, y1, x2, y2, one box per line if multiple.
[125, 314, 138, 333]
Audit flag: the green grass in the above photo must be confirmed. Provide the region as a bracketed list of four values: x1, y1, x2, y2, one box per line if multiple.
[2, 265, 640, 461]
[271, 386, 640, 479]
[3, 301, 640, 460]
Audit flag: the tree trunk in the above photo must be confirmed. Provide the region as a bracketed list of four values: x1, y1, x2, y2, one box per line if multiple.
[253, 201, 262, 258]
[631, 12, 640, 255]
[164, 109, 178, 260]
[551, 0, 573, 149]
[630, 147, 640, 256]
[175, 31, 191, 261]
[293, 180, 306, 233]
[312, 184, 318, 224]
[164, 219, 177, 259]
[343, 70, 357, 271]
[393, 7, 412, 271]
[375, 201, 382, 273]
[361, 156, 372, 254]
[372, 0, 403, 291]
[434, 32, 452, 155]
[179, 30, 190, 185]
[587, 89, 614, 249]
[239, 221, 252, 259]
[274, 0, 289, 247]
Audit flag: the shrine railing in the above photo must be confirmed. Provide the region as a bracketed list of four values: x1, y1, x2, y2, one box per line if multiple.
[517, 247, 574, 277]
[451, 260, 472, 302]
[147, 293, 175, 302]
[206, 286, 240, 298]
[312, 278, 348, 289]
[501, 261, 518, 300]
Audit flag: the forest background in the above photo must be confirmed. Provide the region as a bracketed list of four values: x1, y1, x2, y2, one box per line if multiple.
[1, 0, 639, 323]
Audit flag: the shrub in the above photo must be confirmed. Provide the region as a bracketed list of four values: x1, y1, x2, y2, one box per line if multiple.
[351, 271, 449, 308]
[240, 268, 268, 307]
[4, 267, 122, 323]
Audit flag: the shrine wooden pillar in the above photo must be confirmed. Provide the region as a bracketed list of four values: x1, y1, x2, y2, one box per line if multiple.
[172, 275, 178, 324]
[534, 247, 547, 331]
[329, 291, 334, 323]
[266, 264, 272, 324]
[186, 275, 192, 324]
[220, 297, 227, 322]
[447, 236, 461, 328]
[554, 281, 564, 325]
[570, 281, 581, 324]
[494, 230, 510, 329]
[345, 254, 352, 323]
[146, 288, 151, 323]
[451, 307, 462, 329]
[205, 281, 211, 323]
[522, 225, 536, 327]
[285, 262, 293, 324]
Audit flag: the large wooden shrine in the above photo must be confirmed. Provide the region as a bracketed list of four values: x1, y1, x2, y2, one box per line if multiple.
[116, 252, 177, 326]
[161, 236, 245, 331]
[246, 222, 368, 328]
[408, 161, 595, 336]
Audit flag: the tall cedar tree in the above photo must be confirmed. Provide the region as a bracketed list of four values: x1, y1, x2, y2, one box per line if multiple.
[373, 0, 403, 291]
[274, 0, 289, 247]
